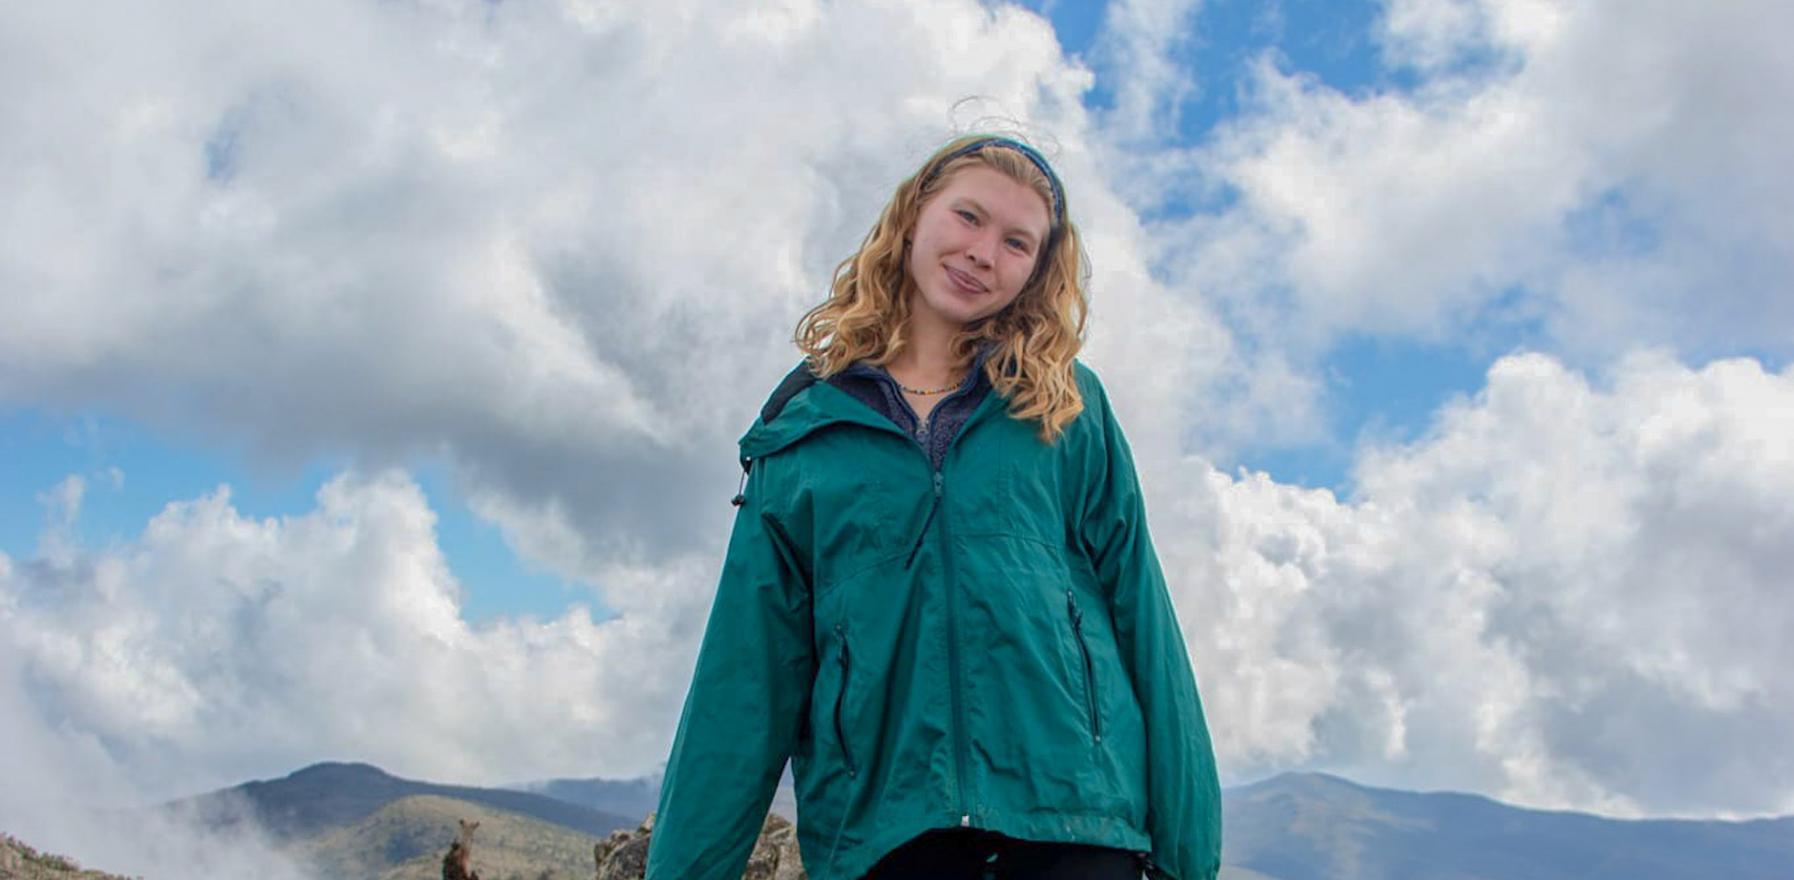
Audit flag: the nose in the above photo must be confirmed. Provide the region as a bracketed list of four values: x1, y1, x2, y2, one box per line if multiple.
[965, 232, 996, 267]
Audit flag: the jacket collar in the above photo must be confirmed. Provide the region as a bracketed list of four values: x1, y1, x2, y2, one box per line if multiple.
[740, 339, 1002, 466]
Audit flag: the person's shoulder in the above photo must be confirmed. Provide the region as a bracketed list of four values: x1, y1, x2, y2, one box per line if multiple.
[1070, 358, 1113, 410]
[757, 359, 820, 427]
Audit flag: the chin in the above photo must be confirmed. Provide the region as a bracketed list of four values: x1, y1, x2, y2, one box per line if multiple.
[919, 290, 993, 327]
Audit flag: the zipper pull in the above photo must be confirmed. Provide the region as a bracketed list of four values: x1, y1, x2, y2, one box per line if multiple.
[1067, 589, 1082, 627]
[933, 471, 944, 496]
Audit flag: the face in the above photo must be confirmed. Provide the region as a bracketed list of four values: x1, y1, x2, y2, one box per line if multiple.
[904, 164, 1052, 329]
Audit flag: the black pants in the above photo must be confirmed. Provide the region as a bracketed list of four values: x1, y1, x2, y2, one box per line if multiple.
[860, 828, 1145, 880]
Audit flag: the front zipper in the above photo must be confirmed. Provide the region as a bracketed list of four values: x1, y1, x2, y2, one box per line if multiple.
[1067, 590, 1102, 744]
[940, 468, 973, 828]
[833, 623, 857, 777]
[850, 373, 995, 829]
[903, 471, 945, 569]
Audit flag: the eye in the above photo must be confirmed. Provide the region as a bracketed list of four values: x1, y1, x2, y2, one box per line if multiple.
[955, 209, 978, 224]
[1006, 237, 1031, 254]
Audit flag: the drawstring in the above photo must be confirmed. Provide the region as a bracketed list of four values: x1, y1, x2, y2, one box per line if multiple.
[731, 456, 751, 507]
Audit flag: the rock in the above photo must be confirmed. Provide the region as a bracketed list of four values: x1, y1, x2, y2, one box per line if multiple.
[443, 818, 482, 880]
[594, 811, 806, 880]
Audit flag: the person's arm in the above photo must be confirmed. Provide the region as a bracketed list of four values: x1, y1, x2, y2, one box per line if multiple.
[1076, 370, 1222, 880]
[645, 457, 814, 880]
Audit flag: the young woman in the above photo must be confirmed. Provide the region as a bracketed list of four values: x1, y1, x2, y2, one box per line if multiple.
[644, 135, 1222, 880]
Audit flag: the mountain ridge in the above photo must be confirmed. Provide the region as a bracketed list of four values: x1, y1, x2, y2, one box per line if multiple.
[1223, 770, 1794, 880]
[168, 760, 635, 841]
[130, 761, 1794, 879]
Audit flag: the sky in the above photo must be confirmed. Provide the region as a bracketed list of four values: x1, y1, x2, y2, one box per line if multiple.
[3, 0, 1792, 861]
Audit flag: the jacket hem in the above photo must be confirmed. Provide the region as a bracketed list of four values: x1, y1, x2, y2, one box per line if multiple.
[817, 811, 1152, 880]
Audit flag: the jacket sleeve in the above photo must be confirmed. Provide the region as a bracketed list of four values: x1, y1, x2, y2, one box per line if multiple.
[645, 456, 815, 880]
[1076, 371, 1222, 880]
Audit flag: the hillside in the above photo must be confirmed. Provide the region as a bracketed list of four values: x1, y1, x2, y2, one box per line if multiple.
[169, 761, 633, 841]
[1224, 772, 1794, 880]
[517, 768, 800, 824]
[293, 794, 598, 880]
[0, 832, 135, 880]
[21, 763, 1792, 879]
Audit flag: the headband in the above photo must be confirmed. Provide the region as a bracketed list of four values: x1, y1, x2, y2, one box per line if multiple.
[924, 137, 1066, 230]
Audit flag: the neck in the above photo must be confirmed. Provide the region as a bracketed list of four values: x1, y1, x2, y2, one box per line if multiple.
[892, 305, 961, 387]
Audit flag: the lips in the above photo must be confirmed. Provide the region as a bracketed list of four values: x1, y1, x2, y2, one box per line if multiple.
[944, 265, 987, 295]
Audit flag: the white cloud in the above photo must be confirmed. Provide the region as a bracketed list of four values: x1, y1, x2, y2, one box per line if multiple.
[0, 471, 713, 805]
[0, 0, 1263, 832]
[0, 0, 1119, 570]
[3, 0, 1789, 828]
[1091, 0, 1205, 144]
[8, 349, 1789, 822]
[0, 606, 319, 879]
[37, 474, 85, 528]
[1148, 0, 1794, 376]
[1142, 349, 1794, 817]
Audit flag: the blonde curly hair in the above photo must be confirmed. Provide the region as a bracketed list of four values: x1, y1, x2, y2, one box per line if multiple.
[794, 134, 1090, 443]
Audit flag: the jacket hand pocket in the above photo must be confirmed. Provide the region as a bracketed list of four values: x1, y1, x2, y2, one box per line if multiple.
[832, 623, 858, 777]
[1066, 589, 1103, 745]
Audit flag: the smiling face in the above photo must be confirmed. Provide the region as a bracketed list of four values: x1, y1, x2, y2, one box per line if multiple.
[904, 164, 1053, 330]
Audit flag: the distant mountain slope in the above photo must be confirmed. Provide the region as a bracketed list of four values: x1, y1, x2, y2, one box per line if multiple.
[294, 794, 597, 880]
[0, 832, 134, 880]
[171, 761, 634, 841]
[517, 775, 662, 824]
[516, 764, 801, 823]
[518, 767, 1794, 880]
[1224, 772, 1794, 880]
[148, 762, 1794, 880]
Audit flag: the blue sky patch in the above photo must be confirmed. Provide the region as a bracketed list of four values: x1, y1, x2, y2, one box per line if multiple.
[0, 408, 602, 626]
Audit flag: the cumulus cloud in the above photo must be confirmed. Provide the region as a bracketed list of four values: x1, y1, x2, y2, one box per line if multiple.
[0, 610, 318, 879]
[0, 0, 1126, 573]
[1148, 0, 1794, 373]
[1141, 349, 1794, 817]
[1090, 0, 1205, 144]
[0, 0, 1268, 607]
[7, 349, 1790, 821]
[37, 474, 85, 528]
[0, 471, 715, 803]
[2, 0, 1789, 833]
[0, 0, 1258, 834]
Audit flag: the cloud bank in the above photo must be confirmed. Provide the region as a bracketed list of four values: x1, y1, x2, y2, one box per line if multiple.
[1169, 349, 1794, 817]
[1154, 0, 1794, 367]
[2, 0, 1790, 830]
[7, 349, 1790, 820]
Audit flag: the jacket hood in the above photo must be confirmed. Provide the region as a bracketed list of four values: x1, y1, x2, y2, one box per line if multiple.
[737, 375, 894, 465]
[739, 340, 1002, 467]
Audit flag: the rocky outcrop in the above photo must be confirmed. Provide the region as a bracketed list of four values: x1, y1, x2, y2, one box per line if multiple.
[442, 818, 481, 880]
[0, 832, 136, 880]
[592, 811, 806, 880]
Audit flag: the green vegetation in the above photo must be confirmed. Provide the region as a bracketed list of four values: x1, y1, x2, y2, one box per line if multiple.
[0, 832, 137, 880]
[293, 794, 600, 880]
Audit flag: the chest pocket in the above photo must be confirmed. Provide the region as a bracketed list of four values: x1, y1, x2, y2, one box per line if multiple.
[780, 429, 923, 592]
[954, 417, 1069, 548]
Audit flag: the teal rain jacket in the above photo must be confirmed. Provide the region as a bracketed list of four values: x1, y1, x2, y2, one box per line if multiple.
[645, 361, 1221, 880]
